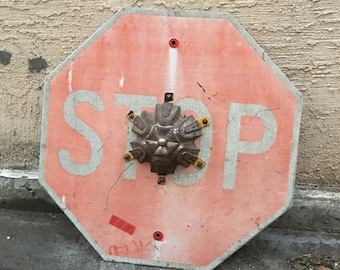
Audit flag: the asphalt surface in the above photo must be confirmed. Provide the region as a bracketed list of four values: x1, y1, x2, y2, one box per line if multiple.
[0, 175, 340, 270]
[0, 208, 339, 270]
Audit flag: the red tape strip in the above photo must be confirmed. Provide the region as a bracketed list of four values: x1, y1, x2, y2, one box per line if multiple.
[109, 215, 136, 235]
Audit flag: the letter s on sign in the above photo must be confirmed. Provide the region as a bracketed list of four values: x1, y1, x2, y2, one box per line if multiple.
[58, 90, 104, 176]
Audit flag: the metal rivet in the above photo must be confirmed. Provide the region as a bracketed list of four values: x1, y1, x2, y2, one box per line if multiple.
[153, 231, 164, 241]
[158, 138, 167, 146]
[169, 38, 179, 48]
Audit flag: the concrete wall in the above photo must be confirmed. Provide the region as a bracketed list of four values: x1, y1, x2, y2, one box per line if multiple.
[0, 0, 339, 190]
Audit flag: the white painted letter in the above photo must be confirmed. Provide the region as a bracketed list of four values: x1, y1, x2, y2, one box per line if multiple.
[58, 90, 104, 176]
[169, 98, 212, 186]
[223, 103, 277, 189]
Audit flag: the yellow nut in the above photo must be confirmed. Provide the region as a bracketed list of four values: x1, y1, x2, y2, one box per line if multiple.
[198, 116, 210, 128]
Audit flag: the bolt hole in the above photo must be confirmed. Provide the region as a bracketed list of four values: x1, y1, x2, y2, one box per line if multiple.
[169, 38, 179, 48]
[153, 231, 164, 241]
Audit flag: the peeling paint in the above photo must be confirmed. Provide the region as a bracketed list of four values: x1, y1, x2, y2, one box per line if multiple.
[119, 75, 124, 87]
[168, 47, 178, 93]
[153, 240, 163, 261]
[68, 61, 73, 93]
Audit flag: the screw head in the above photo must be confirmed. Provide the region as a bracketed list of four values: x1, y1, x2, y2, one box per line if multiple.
[158, 138, 167, 146]
[158, 175, 166, 185]
[127, 111, 134, 119]
[164, 92, 174, 102]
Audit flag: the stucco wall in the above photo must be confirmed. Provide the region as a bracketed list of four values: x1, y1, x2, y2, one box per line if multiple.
[0, 0, 339, 190]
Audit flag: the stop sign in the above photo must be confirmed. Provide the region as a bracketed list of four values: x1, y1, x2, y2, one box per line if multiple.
[39, 8, 302, 269]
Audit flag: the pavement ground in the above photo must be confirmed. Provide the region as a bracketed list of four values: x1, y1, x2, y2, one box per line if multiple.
[0, 173, 339, 270]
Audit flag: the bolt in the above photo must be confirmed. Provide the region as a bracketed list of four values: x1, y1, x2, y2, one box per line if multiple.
[158, 175, 166, 185]
[197, 161, 203, 168]
[164, 92, 174, 103]
[123, 154, 131, 161]
[202, 119, 208, 125]
[127, 111, 134, 119]
[158, 138, 167, 146]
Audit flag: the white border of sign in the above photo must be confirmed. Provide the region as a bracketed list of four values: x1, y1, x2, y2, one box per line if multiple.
[39, 7, 303, 270]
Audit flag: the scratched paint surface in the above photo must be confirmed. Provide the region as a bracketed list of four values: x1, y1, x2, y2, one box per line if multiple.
[42, 12, 298, 267]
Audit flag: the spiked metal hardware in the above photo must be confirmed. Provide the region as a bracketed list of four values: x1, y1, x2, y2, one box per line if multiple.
[123, 93, 209, 184]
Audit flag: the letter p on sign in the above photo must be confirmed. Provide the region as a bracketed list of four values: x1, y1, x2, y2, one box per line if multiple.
[39, 8, 302, 270]
[224, 103, 278, 189]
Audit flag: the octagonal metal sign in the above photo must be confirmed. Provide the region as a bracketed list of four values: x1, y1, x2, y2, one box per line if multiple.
[39, 8, 303, 270]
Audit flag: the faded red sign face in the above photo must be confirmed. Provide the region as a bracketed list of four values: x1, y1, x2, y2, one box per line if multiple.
[40, 8, 302, 270]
